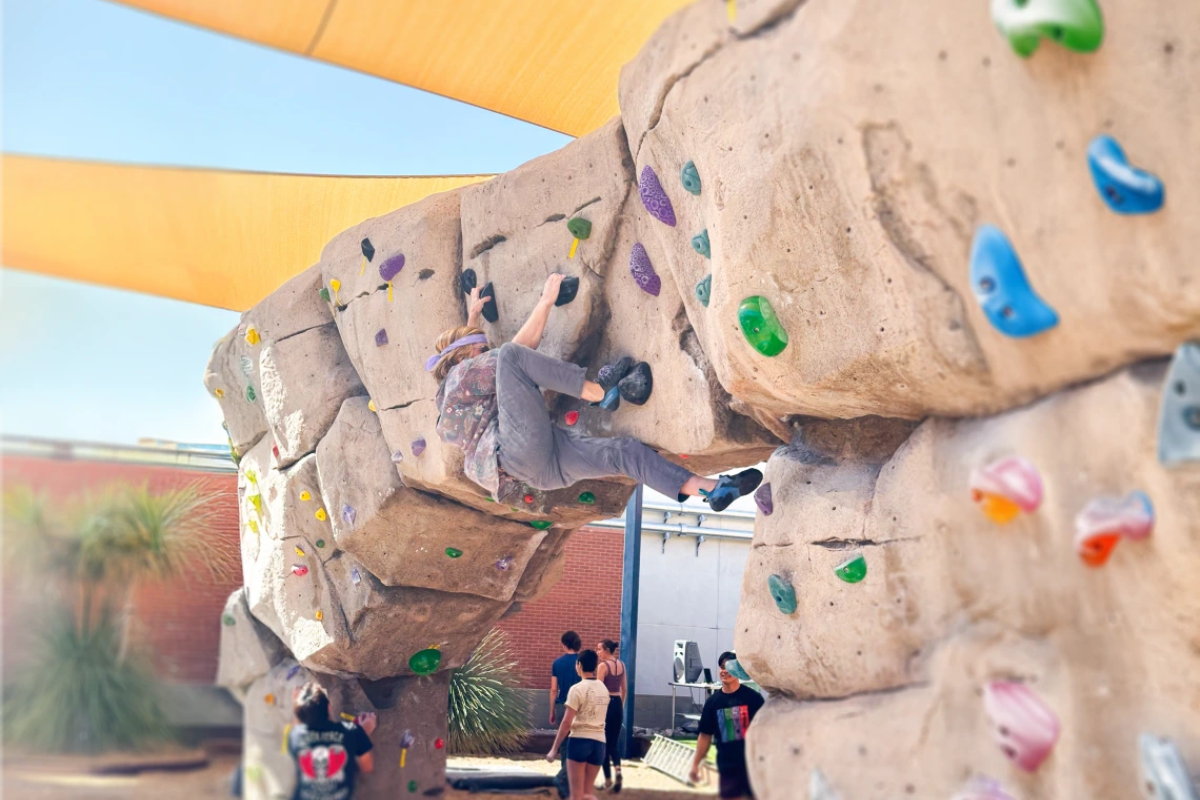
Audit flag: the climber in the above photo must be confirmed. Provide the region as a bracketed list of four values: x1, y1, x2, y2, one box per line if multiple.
[428, 273, 762, 509]
[286, 682, 376, 800]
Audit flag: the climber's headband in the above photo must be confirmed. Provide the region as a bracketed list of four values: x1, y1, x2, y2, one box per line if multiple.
[425, 334, 489, 372]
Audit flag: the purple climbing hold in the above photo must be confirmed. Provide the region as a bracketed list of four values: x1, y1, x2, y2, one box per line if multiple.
[375, 329, 388, 347]
[391, 450, 404, 464]
[286, 665, 301, 681]
[495, 555, 515, 571]
[351, 566, 361, 585]
[379, 253, 405, 282]
[638, 165, 676, 227]
[629, 244, 662, 297]
[341, 504, 357, 527]
[412, 438, 427, 457]
[755, 483, 774, 516]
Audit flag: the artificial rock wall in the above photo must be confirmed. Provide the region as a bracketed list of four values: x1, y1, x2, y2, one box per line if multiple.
[212, 0, 1200, 797]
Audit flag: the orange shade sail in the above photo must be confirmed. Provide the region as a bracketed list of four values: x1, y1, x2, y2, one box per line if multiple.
[1, 154, 490, 311]
[111, 0, 693, 136]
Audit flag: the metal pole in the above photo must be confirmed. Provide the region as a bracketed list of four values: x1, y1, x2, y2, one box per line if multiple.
[618, 484, 643, 760]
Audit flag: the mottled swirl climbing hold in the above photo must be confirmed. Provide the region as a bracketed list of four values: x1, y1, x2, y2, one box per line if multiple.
[695, 275, 712, 308]
[638, 165, 676, 227]
[460, 269, 477, 295]
[1087, 135, 1164, 215]
[578, 491, 595, 504]
[1139, 733, 1199, 800]
[835, 553, 867, 584]
[480, 282, 499, 322]
[341, 504, 357, 527]
[567, 217, 591, 259]
[351, 566, 361, 585]
[1157, 341, 1200, 467]
[809, 768, 842, 800]
[299, 490, 311, 502]
[315, 508, 327, 522]
[1074, 490, 1154, 567]
[380, 254, 404, 302]
[330, 279, 341, 305]
[692, 229, 711, 259]
[530, 520, 553, 530]
[983, 681, 1060, 772]
[295, 546, 306, 557]
[495, 555, 514, 571]
[411, 438, 427, 457]
[969, 456, 1044, 524]
[245, 385, 257, 402]
[445, 547, 463, 558]
[555, 275, 579, 307]
[738, 296, 789, 356]
[681, 161, 701, 195]
[315, 539, 325, 548]
[214, 388, 225, 399]
[951, 776, 1017, 800]
[564, 410, 579, 426]
[991, 0, 1104, 57]
[754, 483, 773, 516]
[222, 613, 236, 626]
[969, 225, 1059, 338]
[409, 648, 441, 675]
[629, 244, 662, 297]
[375, 329, 389, 347]
[291, 564, 309, 577]
[767, 573, 797, 614]
[244, 326, 261, 346]
[319, 287, 331, 303]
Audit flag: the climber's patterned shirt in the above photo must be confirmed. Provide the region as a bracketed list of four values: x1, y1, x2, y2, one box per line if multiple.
[436, 349, 505, 497]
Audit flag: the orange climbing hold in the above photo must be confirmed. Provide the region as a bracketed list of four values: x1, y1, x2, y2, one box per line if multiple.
[969, 456, 1043, 525]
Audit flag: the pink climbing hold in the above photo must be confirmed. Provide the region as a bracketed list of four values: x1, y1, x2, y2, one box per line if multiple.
[375, 329, 389, 347]
[412, 438, 427, 457]
[638, 165, 676, 227]
[968, 456, 1043, 524]
[983, 681, 1060, 772]
[951, 776, 1016, 800]
[629, 244, 661, 297]
[1073, 490, 1154, 567]
[379, 253, 405, 282]
[291, 564, 309, 577]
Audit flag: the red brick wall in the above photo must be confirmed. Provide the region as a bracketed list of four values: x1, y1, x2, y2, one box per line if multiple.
[1, 454, 241, 683]
[495, 526, 624, 690]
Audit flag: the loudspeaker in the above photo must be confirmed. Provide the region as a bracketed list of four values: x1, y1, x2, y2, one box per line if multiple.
[672, 640, 704, 683]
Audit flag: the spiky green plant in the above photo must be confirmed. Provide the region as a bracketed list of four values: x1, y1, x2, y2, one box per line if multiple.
[448, 628, 532, 754]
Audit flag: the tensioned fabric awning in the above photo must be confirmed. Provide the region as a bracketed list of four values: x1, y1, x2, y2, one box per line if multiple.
[1, 154, 490, 311]
[111, 0, 694, 136]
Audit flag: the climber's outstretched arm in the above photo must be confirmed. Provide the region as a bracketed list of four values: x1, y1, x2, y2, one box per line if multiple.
[511, 274, 565, 350]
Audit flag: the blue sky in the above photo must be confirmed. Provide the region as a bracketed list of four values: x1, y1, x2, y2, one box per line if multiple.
[0, 0, 569, 445]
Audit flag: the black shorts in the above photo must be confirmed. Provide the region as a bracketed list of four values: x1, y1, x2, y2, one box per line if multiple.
[719, 767, 754, 799]
[567, 738, 606, 766]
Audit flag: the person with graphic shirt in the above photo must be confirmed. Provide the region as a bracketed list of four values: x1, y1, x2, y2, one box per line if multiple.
[549, 631, 583, 798]
[287, 682, 376, 800]
[688, 652, 764, 799]
[546, 649, 611, 800]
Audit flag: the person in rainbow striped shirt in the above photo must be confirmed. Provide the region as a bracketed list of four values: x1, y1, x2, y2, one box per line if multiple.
[689, 651, 764, 799]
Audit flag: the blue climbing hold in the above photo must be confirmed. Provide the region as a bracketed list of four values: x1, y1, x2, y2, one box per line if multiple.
[725, 658, 751, 681]
[1140, 733, 1199, 800]
[692, 229, 711, 259]
[695, 275, 712, 307]
[969, 225, 1059, 338]
[1157, 341, 1200, 467]
[1087, 135, 1164, 215]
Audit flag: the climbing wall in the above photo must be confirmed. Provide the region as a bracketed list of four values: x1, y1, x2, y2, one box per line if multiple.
[210, 0, 1200, 796]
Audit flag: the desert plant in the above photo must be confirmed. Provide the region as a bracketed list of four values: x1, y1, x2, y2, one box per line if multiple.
[447, 628, 532, 754]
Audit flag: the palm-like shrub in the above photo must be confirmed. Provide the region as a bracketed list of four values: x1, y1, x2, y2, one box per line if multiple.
[2, 483, 235, 752]
[448, 628, 532, 754]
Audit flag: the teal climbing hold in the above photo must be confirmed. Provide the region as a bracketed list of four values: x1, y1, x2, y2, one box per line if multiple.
[969, 225, 1059, 338]
[407, 781, 418, 793]
[530, 520, 553, 530]
[725, 658, 751, 681]
[991, 0, 1104, 57]
[1087, 135, 1164, 215]
[738, 296, 788, 356]
[1158, 341, 1200, 466]
[835, 553, 867, 583]
[692, 229, 711, 259]
[767, 574, 797, 614]
[695, 275, 712, 307]
[681, 161, 702, 195]
[222, 613, 236, 626]
[578, 492, 595, 504]
[245, 385, 257, 402]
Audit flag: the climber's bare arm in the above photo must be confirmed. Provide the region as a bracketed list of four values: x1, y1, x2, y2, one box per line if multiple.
[466, 287, 488, 328]
[511, 274, 564, 350]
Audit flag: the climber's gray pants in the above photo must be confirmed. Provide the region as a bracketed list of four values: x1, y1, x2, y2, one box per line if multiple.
[496, 343, 693, 498]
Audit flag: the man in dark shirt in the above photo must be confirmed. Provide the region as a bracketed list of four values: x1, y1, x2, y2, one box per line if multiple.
[549, 631, 582, 799]
[287, 682, 376, 800]
[689, 651, 765, 799]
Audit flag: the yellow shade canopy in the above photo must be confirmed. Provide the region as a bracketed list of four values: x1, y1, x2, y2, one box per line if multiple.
[1, 154, 490, 311]
[112, 0, 693, 136]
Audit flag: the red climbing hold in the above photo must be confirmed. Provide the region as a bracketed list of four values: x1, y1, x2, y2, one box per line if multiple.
[435, 738, 444, 750]
[524, 494, 534, 504]
[565, 410, 579, 426]
[273, 444, 280, 460]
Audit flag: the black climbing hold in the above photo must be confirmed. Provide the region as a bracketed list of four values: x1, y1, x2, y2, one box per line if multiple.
[461, 269, 477, 295]
[567, 217, 592, 240]
[361, 238, 375, 262]
[555, 276, 580, 307]
[618, 362, 653, 406]
[480, 282, 499, 323]
[598, 356, 634, 392]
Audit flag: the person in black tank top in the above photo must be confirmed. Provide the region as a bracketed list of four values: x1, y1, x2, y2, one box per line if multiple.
[596, 639, 627, 792]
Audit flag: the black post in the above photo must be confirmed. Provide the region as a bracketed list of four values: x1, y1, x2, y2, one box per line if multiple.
[618, 484, 644, 759]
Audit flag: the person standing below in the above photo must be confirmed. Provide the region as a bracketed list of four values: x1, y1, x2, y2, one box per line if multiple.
[688, 652, 764, 799]
[287, 682, 376, 800]
[547, 649, 611, 800]
[550, 631, 583, 798]
[596, 639, 627, 793]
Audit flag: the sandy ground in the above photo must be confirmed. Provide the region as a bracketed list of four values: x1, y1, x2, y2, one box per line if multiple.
[1, 751, 716, 800]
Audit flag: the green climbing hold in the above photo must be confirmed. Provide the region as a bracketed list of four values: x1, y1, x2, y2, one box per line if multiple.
[530, 520, 553, 530]
[315, 539, 325, 548]
[319, 287, 331, 303]
[567, 217, 592, 240]
[248, 494, 262, 513]
[695, 275, 712, 307]
[445, 547, 463, 558]
[222, 613, 236, 626]
[409, 648, 441, 675]
[835, 553, 867, 584]
[246, 384, 257, 402]
[681, 161, 702, 195]
[738, 296, 788, 356]
[407, 781, 418, 793]
[992, 0, 1104, 58]
[767, 574, 797, 614]
[692, 229, 711, 259]
[578, 492, 596, 504]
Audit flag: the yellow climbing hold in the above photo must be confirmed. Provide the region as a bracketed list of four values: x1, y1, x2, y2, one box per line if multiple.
[246, 470, 258, 484]
[727, 0, 736, 22]
[281, 724, 291, 754]
[300, 490, 311, 502]
[248, 519, 259, 534]
[330, 279, 341, 304]
[295, 545, 306, 557]
[368, 400, 376, 413]
[359, 255, 366, 276]
[315, 609, 323, 621]
[214, 388, 225, 398]
[340, 712, 355, 722]
[315, 508, 327, 521]
[245, 326, 261, 345]
[387, 282, 394, 303]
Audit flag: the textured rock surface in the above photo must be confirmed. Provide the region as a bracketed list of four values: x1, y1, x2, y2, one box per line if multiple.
[216, 588, 286, 698]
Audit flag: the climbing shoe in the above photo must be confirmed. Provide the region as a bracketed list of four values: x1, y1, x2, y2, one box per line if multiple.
[593, 386, 621, 412]
[597, 356, 634, 392]
[618, 362, 653, 406]
[480, 281, 499, 323]
[702, 468, 763, 513]
[555, 275, 580, 307]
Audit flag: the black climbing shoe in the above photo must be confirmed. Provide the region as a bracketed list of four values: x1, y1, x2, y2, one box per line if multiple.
[618, 362, 653, 406]
[592, 386, 620, 412]
[555, 275, 580, 307]
[597, 356, 634, 392]
[480, 281, 499, 323]
[460, 268, 477, 295]
[702, 468, 763, 513]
